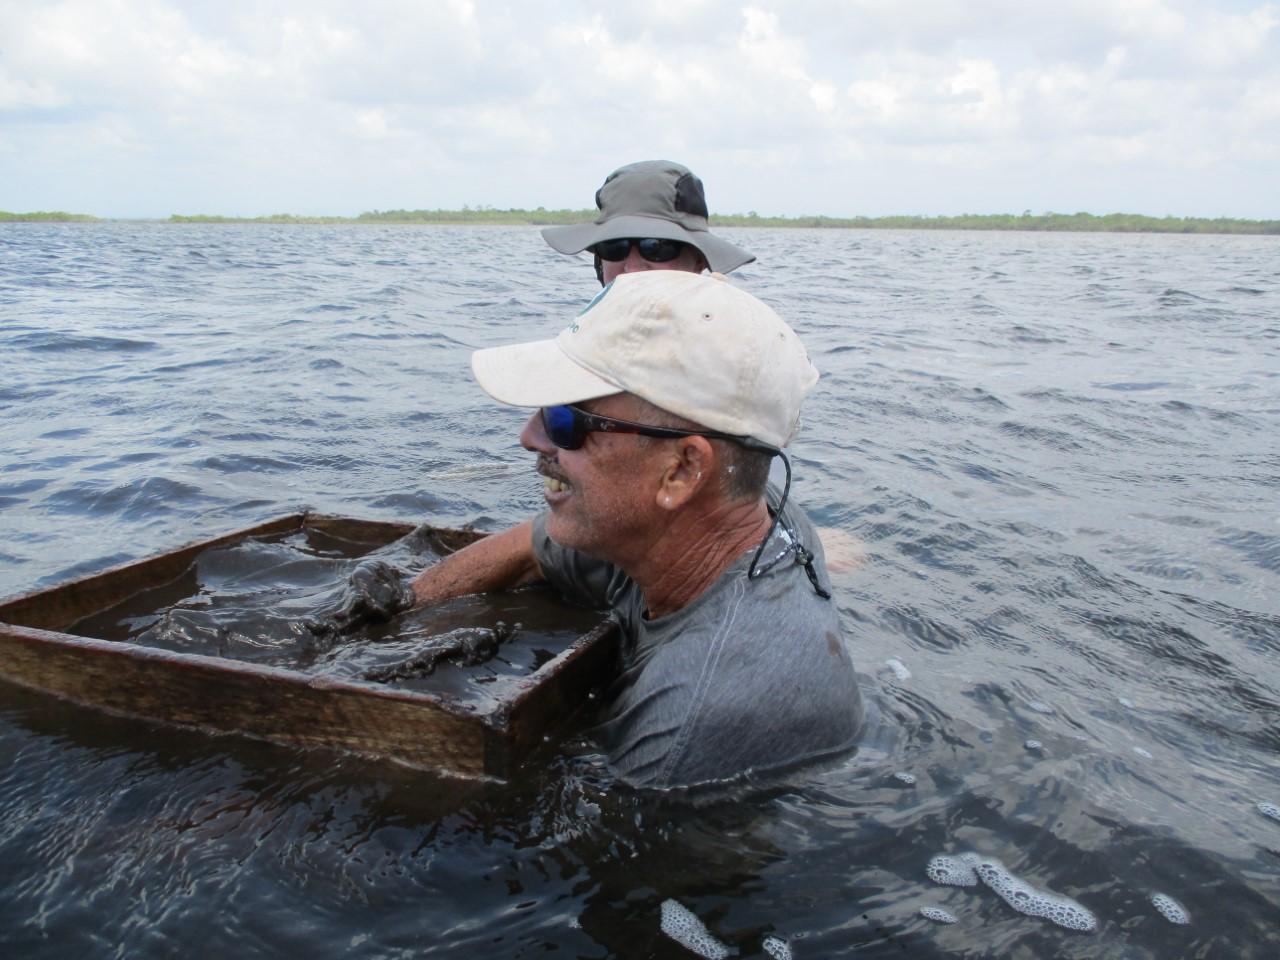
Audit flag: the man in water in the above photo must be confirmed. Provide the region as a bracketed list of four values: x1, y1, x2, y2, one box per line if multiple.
[541, 159, 755, 286]
[383, 271, 864, 788]
[543, 160, 865, 574]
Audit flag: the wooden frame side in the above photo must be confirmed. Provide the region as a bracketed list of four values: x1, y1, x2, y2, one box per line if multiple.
[0, 622, 487, 775]
[0, 513, 603, 778]
[300, 515, 417, 544]
[484, 619, 620, 774]
[0, 513, 309, 632]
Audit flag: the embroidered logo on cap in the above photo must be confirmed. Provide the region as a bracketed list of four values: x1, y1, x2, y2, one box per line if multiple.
[568, 279, 614, 333]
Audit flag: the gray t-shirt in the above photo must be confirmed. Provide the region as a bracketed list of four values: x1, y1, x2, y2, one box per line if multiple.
[531, 489, 864, 789]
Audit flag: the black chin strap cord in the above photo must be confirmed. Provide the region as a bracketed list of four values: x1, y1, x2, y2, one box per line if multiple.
[746, 449, 832, 600]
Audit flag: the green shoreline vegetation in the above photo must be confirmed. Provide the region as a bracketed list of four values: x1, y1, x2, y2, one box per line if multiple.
[5, 208, 1277, 234]
[174, 208, 1280, 234]
[0, 210, 100, 222]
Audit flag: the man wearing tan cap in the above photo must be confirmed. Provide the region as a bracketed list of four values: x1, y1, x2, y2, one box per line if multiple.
[542, 160, 866, 578]
[396, 270, 864, 789]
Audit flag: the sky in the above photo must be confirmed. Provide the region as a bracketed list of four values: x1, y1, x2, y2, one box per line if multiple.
[2, 0, 1277, 220]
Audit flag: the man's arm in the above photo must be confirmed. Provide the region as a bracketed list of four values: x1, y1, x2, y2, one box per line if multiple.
[409, 519, 543, 608]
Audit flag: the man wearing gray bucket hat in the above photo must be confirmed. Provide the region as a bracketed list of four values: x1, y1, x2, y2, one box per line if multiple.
[542, 161, 865, 575]
[384, 270, 865, 789]
[542, 160, 756, 286]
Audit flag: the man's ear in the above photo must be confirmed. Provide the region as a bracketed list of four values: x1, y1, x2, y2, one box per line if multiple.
[655, 436, 715, 511]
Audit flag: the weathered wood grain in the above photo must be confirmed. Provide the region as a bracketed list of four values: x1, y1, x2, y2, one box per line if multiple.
[0, 620, 488, 774]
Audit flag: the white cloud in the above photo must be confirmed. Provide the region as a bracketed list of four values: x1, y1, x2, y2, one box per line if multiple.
[1, 0, 1276, 218]
[0, 75, 68, 111]
[352, 107, 394, 139]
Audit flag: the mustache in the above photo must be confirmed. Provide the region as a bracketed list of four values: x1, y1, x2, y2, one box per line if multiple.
[536, 453, 566, 482]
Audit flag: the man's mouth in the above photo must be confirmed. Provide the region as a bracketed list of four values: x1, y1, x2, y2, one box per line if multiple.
[538, 456, 572, 495]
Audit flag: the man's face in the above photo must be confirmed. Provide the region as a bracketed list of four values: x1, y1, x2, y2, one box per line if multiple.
[519, 394, 670, 562]
[599, 241, 706, 285]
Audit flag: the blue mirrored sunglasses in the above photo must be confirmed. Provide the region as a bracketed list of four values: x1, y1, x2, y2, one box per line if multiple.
[539, 404, 775, 453]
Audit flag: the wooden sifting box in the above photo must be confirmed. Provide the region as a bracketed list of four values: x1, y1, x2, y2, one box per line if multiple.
[0, 513, 617, 779]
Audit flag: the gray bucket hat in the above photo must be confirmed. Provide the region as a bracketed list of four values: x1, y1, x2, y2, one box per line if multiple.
[541, 160, 756, 273]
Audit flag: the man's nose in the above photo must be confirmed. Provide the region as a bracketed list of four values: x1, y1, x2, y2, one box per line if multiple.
[617, 246, 652, 273]
[520, 410, 553, 453]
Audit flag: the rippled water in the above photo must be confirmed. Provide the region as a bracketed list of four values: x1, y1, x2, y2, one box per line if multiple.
[2, 223, 1278, 957]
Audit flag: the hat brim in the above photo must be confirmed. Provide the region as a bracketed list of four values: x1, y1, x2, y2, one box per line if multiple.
[471, 339, 621, 408]
[541, 214, 756, 273]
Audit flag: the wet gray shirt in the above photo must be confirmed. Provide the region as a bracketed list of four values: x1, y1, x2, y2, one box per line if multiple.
[531, 490, 864, 789]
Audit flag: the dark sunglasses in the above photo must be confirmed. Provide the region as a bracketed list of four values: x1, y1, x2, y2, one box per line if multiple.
[537, 404, 829, 599]
[591, 237, 688, 263]
[540, 404, 775, 453]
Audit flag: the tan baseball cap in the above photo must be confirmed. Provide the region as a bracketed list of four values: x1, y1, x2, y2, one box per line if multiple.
[470, 271, 818, 449]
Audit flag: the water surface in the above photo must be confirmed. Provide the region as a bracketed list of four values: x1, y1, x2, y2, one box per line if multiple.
[2, 223, 1278, 957]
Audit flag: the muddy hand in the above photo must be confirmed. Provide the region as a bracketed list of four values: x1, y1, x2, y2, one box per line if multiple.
[363, 621, 521, 683]
[308, 559, 415, 638]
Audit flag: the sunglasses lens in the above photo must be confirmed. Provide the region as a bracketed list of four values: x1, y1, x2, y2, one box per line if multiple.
[593, 239, 632, 262]
[636, 238, 683, 262]
[541, 405, 582, 449]
[592, 238, 686, 263]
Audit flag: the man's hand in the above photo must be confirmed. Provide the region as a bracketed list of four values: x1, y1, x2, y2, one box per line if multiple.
[360, 621, 521, 683]
[308, 559, 415, 640]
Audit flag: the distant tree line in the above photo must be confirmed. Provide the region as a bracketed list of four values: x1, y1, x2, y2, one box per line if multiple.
[712, 210, 1280, 234]
[167, 213, 346, 224]
[355, 206, 596, 225]
[0, 210, 99, 222]
[4, 208, 1277, 234]
[344, 208, 1280, 235]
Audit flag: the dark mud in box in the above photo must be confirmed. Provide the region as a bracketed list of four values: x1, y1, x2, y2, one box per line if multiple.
[0, 514, 617, 779]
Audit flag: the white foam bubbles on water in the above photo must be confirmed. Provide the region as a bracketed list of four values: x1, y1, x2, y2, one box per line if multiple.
[761, 935, 791, 959]
[885, 658, 911, 681]
[971, 858, 1097, 932]
[927, 851, 1096, 932]
[659, 900, 733, 959]
[926, 854, 978, 887]
[1150, 892, 1190, 925]
[1257, 801, 1280, 823]
[920, 906, 958, 924]
[1024, 739, 1043, 751]
[893, 772, 916, 786]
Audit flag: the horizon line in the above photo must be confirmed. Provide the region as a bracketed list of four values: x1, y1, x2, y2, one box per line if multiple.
[3, 208, 1278, 235]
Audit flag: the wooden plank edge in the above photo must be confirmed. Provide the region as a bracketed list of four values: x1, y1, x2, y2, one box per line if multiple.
[0, 512, 310, 631]
[0, 621, 493, 776]
[482, 618, 620, 776]
[0, 512, 486, 632]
